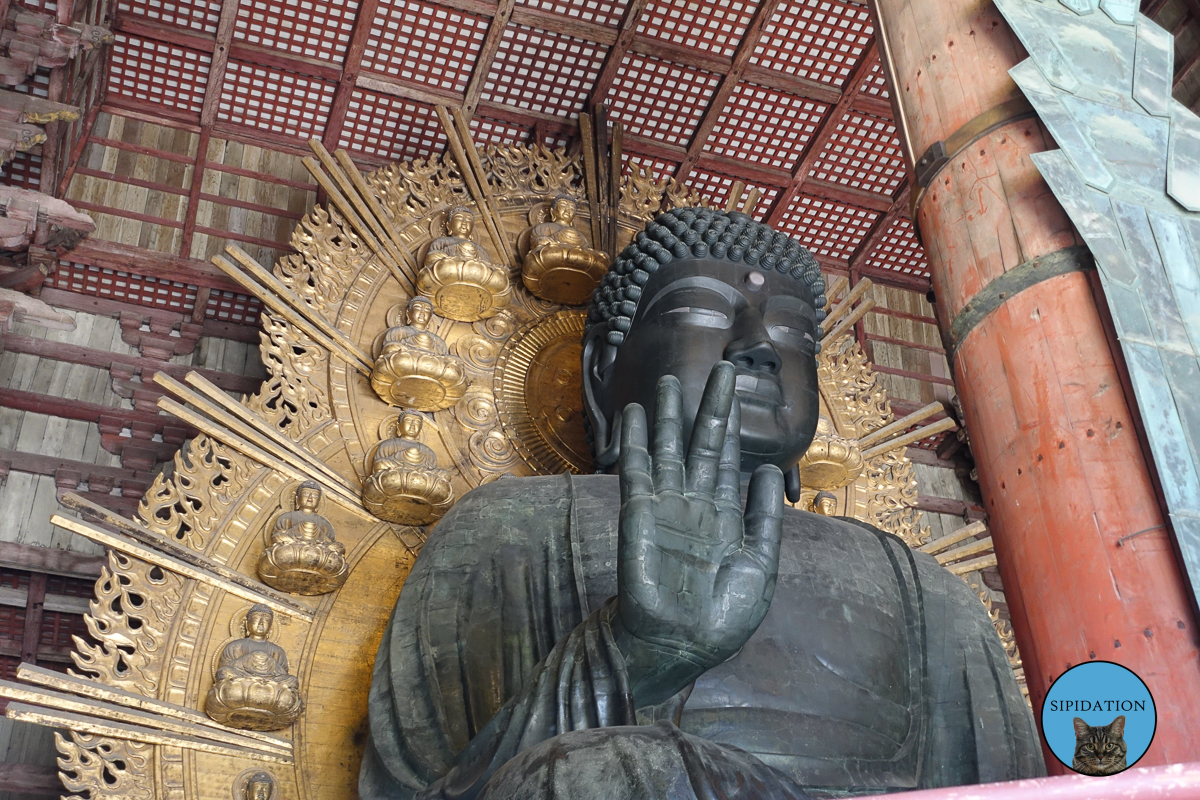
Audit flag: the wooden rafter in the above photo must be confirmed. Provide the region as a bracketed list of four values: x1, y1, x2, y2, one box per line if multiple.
[462, 0, 517, 121]
[324, 0, 382, 150]
[589, 0, 650, 109]
[178, 0, 241, 260]
[764, 39, 880, 226]
[675, 0, 784, 181]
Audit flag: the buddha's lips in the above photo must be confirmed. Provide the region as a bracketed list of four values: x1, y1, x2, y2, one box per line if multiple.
[734, 372, 783, 405]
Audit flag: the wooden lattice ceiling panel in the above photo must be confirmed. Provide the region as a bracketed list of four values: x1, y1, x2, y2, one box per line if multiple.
[751, 0, 873, 87]
[72, 0, 935, 310]
[704, 82, 826, 171]
[638, 0, 758, 58]
[480, 25, 608, 118]
[361, 0, 488, 92]
[609, 55, 722, 147]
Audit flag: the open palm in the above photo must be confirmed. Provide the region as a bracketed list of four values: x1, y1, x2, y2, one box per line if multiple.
[613, 362, 784, 705]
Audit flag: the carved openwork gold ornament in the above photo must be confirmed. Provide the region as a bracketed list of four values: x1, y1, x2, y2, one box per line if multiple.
[518, 196, 609, 305]
[257, 481, 349, 595]
[370, 297, 468, 410]
[27, 128, 1020, 800]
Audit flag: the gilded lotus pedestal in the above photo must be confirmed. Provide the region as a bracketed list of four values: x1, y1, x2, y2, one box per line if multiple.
[370, 297, 468, 411]
[361, 412, 455, 525]
[418, 206, 511, 322]
[798, 417, 865, 491]
[518, 196, 608, 306]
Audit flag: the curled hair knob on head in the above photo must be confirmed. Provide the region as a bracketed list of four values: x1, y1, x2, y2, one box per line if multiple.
[585, 207, 826, 350]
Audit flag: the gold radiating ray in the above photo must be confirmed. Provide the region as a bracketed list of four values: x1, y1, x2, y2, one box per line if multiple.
[434, 105, 515, 266]
[49, 508, 314, 622]
[15, 663, 292, 753]
[151, 378, 376, 523]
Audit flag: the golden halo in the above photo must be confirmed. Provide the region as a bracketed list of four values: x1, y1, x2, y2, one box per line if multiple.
[493, 310, 592, 474]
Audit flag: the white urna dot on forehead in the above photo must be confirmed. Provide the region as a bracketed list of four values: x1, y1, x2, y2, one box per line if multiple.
[745, 271, 766, 290]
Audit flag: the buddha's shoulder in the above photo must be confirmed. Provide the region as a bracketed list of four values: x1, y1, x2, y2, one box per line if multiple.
[448, 473, 618, 512]
[779, 508, 953, 580]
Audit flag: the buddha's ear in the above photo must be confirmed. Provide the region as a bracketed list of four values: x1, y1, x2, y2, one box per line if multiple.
[582, 325, 621, 470]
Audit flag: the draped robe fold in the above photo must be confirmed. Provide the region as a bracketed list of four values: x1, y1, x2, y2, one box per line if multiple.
[360, 474, 1044, 799]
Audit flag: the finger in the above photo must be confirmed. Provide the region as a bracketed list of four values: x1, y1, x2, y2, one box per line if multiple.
[653, 375, 685, 494]
[685, 361, 736, 497]
[714, 394, 742, 512]
[741, 464, 785, 574]
[619, 403, 652, 502]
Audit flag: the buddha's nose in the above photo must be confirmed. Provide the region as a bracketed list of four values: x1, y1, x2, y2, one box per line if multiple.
[724, 325, 782, 375]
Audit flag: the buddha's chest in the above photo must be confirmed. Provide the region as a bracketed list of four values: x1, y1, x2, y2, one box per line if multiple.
[680, 522, 920, 764]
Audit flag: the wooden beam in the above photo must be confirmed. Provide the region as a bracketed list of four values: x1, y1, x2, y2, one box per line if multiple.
[462, 0, 517, 120]
[872, 362, 955, 386]
[0, 387, 197, 439]
[0, 333, 263, 395]
[37, 287, 261, 344]
[589, 0, 650, 109]
[1175, 46, 1200, 90]
[0, 763, 61, 796]
[805, 178, 894, 213]
[765, 40, 879, 226]
[0, 540, 106, 579]
[915, 494, 986, 520]
[21, 572, 47, 664]
[324, 0, 382, 150]
[68, 238, 243, 294]
[676, 0, 784, 181]
[865, 330, 944, 353]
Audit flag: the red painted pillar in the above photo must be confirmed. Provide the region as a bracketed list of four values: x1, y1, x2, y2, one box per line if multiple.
[870, 0, 1200, 768]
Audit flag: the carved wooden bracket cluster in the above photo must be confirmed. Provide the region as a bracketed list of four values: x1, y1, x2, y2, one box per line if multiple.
[0, 10, 112, 85]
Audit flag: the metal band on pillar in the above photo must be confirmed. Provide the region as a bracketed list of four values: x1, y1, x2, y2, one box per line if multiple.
[945, 245, 1094, 364]
[911, 97, 1037, 213]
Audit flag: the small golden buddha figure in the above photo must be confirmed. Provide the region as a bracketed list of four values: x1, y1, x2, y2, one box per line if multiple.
[811, 491, 839, 516]
[370, 297, 468, 411]
[361, 412, 454, 526]
[417, 206, 511, 322]
[797, 417, 865, 491]
[243, 772, 276, 800]
[205, 605, 303, 731]
[519, 195, 609, 306]
[257, 481, 349, 596]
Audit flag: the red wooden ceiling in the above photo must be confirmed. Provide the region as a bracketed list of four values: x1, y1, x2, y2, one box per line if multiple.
[99, 0, 929, 287]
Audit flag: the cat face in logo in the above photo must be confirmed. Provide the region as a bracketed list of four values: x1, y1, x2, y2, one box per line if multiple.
[1072, 715, 1127, 776]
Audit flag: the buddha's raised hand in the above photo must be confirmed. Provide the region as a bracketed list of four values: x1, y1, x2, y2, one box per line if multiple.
[611, 361, 785, 708]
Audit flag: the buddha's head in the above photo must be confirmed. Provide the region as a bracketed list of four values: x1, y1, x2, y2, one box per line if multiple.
[583, 208, 826, 473]
[551, 196, 576, 225]
[398, 412, 424, 440]
[407, 296, 434, 329]
[446, 206, 475, 239]
[812, 491, 838, 516]
[295, 480, 322, 512]
[245, 772, 275, 800]
[245, 605, 274, 639]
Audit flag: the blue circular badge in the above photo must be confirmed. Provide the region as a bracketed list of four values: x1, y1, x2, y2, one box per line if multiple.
[1041, 661, 1156, 775]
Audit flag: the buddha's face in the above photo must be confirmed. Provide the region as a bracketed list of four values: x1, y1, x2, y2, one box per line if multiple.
[814, 493, 837, 516]
[296, 486, 321, 511]
[552, 198, 575, 225]
[586, 258, 820, 472]
[246, 778, 274, 800]
[246, 611, 273, 639]
[408, 301, 433, 329]
[448, 212, 474, 239]
[399, 414, 423, 440]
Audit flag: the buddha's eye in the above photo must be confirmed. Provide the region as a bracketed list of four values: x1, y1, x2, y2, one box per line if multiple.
[770, 325, 814, 343]
[662, 306, 731, 328]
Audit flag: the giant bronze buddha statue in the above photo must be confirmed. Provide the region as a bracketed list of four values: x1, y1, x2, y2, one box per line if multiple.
[361, 208, 1043, 799]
